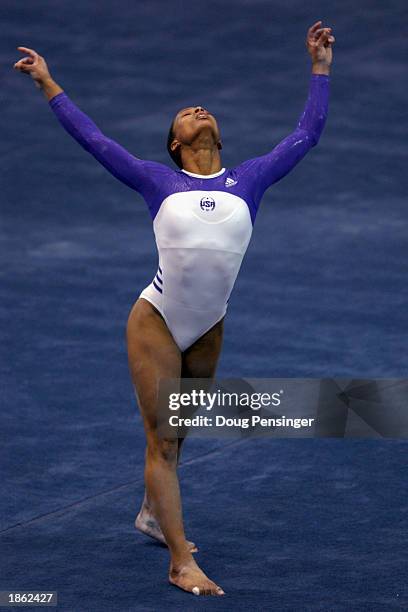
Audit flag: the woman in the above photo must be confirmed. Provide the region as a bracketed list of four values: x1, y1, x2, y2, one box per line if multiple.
[13, 20, 335, 596]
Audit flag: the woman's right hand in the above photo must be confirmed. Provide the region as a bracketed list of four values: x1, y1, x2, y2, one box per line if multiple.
[13, 46, 52, 88]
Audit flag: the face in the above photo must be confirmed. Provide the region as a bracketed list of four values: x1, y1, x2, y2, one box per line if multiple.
[171, 105, 222, 153]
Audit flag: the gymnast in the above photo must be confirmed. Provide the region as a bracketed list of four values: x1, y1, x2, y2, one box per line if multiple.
[13, 20, 334, 596]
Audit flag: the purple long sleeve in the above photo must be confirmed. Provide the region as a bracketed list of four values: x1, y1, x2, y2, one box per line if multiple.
[48, 75, 329, 224]
[231, 73, 330, 219]
[48, 92, 171, 206]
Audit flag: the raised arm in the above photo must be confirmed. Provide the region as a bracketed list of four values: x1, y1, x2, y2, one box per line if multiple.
[253, 70, 330, 190]
[234, 21, 335, 218]
[46, 90, 156, 193]
[13, 46, 170, 196]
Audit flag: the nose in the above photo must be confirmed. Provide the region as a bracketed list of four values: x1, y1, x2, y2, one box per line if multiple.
[195, 106, 207, 115]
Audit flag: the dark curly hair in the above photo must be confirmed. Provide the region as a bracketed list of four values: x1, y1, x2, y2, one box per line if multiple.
[167, 117, 183, 169]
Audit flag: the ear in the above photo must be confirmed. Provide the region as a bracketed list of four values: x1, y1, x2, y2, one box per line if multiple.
[217, 140, 223, 151]
[171, 139, 180, 153]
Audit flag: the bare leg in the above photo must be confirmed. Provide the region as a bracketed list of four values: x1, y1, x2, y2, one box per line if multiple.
[127, 298, 224, 595]
[135, 433, 196, 551]
[135, 313, 224, 553]
[167, 314, 225, 593]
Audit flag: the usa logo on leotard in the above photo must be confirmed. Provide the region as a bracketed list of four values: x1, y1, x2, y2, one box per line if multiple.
[200, 196, 216, 212]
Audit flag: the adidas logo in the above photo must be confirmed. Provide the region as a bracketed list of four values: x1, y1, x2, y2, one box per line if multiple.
[225, 177, 238, 187]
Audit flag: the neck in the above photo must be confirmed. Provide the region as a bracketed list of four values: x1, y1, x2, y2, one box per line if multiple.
[180, 134, 222, 176]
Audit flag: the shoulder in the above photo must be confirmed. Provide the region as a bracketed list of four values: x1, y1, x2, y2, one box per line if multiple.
[138, 159, 177, 175]
[230, 155, 268, 178]
[134, 159, 180, 190]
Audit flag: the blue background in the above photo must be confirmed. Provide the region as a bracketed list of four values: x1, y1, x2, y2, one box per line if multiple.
[1, 0, 407, 610]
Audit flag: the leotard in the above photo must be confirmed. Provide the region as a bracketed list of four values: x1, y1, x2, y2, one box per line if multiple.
[49, 74, 329, 351]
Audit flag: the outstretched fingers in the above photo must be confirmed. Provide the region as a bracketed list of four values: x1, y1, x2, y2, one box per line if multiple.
[14, 46, 40, 72]
[308, 20, 323, 37]
[14, 59, 30, 71]
[16, 47, 39, 65]
[17, 46, 38, 58]
[311, 27, 335, 47]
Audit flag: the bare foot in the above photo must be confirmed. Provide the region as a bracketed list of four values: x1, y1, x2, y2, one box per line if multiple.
[135, 506, 198, 553]
[169, 558, 225, 596]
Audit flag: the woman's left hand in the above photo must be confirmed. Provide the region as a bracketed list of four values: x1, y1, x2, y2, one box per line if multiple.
[306, 20, 335, 66]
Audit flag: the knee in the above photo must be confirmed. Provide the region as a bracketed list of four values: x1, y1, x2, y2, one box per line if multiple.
[148, 437, 179, 465]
